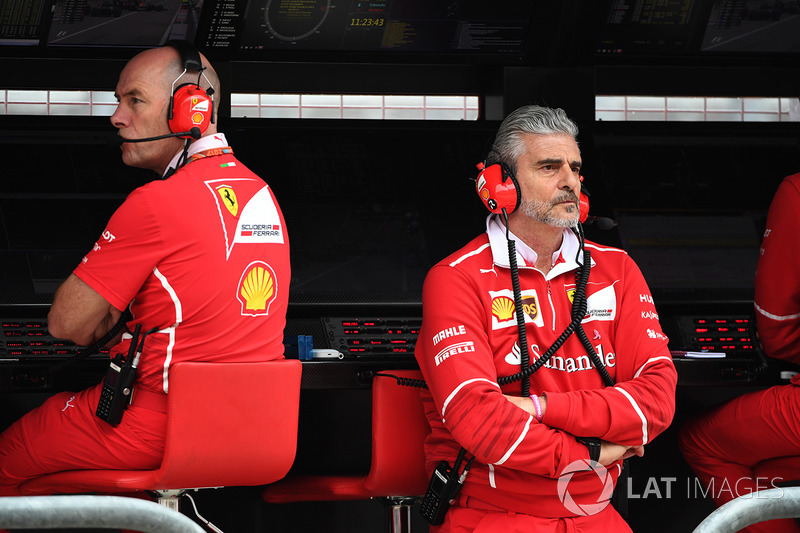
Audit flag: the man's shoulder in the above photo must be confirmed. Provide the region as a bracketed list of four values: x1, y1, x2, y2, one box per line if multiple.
[583, 239, 628, 256]
[580, 239, 635, 278]
[782, 172, 800, 191]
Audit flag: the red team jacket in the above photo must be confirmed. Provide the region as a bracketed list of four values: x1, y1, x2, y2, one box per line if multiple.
[415, 215, 677, 517]
[754, 172, 800, 368]
[74, 134, 290, 395]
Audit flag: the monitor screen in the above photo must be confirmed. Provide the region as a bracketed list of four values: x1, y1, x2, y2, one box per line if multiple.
[200, 0, 534, 61]
[595, 0, 703, 56]
[0, 0, 51, 45]
[46, 0, 203, 47]
[700, 0, 800, 53]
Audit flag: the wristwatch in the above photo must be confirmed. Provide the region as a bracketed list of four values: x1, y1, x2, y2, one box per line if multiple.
[576, 436, 601, 463]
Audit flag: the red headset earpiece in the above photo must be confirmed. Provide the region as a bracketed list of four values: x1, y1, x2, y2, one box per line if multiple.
[578, 175, 589, 224]
[476, 162, 590, 224]
[475, 162, 520, 214]
[165, 40, 215, 139]
[168, 83, 213, 138]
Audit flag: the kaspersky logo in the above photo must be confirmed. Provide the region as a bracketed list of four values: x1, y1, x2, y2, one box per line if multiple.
[237, 261, 278, 316]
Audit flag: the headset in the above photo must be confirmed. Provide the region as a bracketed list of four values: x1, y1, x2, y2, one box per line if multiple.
[120, 40, 215, 144]
[472, 156, 615, 393]
[167, 39, 215, 138]
[474, 161, 590, 224]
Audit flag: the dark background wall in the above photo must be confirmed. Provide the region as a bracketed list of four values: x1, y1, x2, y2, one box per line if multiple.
[2, 1, 800, 531]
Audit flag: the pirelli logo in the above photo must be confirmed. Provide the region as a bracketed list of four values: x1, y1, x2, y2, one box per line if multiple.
[435, 341, 475, 366]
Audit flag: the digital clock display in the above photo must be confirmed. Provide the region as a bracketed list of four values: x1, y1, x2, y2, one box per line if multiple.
[350, 17, 385, 27]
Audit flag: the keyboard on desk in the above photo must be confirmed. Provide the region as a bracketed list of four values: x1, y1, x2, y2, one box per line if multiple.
[1, 319, 108, 360]
[665, 314, 765, 384]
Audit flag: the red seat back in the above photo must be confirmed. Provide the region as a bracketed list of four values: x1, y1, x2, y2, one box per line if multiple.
[20, 360, 302, 494]
[156, 360, 302, 489]
[363, 370, 430, 497]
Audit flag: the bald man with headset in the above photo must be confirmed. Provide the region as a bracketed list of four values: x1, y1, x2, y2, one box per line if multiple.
[0, 41, 291, 495]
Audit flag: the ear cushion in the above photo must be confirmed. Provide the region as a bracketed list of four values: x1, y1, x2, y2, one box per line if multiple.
[578, 175, 589, 223]
[475, 162, 520, 214]
[578, 190, 589, 223]
[169, 83, 212, 138]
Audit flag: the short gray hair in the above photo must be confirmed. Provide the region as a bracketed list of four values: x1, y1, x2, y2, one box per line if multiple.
[488, 105, 579, 173]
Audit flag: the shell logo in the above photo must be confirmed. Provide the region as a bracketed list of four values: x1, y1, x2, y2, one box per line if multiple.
[237, 261, 278, 316]
[192, 112, 204, 125]
[491, 296, 515, 322]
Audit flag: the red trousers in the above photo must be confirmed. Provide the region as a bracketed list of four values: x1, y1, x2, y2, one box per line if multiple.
[679, 382, 800, 533]
[432, 496, 632, 533]
[0, 383, 165, 496]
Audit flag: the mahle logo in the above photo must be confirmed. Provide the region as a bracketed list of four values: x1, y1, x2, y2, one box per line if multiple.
[557, 459, 614, 516]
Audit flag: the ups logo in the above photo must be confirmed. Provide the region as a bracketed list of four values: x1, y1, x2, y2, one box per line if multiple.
[522, 294, 539, 322]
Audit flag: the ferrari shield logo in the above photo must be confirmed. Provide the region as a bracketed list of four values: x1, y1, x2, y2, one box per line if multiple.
[567, 288, 576, 303]
[217, 186, 238, 217]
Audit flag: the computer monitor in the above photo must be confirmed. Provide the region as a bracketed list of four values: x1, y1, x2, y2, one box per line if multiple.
[0, 0, 51, 46]
[700, 0, 800, 54]
[46, 0, 204, 48]
[595, 0, 704, 57]
[198, 0, 535, 63]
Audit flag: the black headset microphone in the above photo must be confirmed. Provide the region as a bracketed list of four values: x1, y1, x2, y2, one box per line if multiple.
[118, 127, 202, 144]
[584, 215, 618, 230]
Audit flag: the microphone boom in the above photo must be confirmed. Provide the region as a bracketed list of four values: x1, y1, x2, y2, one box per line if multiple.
[119, 127, 201, 143]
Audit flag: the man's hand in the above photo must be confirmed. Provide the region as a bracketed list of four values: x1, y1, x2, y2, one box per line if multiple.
[598, 441, 644, 466]
[503, 393, 547, 418]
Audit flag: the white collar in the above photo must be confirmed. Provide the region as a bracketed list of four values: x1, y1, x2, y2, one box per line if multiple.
[485, 214, 588, 278]
[163, 132, 229, 178]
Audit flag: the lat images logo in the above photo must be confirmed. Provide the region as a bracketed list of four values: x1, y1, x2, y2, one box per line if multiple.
[557, 460, 614, 516]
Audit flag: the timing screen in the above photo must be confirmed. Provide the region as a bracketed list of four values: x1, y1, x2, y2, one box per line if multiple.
[216, 0, 531, 53]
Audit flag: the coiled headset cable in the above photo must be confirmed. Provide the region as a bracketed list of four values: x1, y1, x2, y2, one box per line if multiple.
[377, 213, 614, 525]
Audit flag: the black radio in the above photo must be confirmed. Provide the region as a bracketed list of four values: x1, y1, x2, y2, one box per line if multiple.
[96, 324, 142, 425]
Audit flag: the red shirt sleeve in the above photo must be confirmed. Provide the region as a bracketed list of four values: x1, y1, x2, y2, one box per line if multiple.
[754, 173, 800, 364]
[543, 253, 677, 447]
[73, 187, 163, 312]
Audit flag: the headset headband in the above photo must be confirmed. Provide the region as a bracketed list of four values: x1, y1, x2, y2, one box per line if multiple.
[166, 39, 203, 73]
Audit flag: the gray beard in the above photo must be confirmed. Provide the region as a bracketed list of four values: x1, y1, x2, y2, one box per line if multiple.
[519, 194, 579, 228]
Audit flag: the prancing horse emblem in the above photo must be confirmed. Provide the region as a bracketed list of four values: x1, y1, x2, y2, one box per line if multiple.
[217, 186, 238, 217]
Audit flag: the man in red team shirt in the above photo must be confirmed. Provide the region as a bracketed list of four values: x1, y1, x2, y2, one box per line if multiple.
[680, 172, 800, 533]
[0, 42, 290, 495]
[415, 105, 677, 532]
